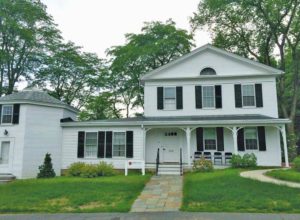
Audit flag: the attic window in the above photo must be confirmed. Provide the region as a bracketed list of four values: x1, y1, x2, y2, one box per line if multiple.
[200, 67, 216, 76]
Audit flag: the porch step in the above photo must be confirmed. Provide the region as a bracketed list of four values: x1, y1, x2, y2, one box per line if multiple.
[158, 164, 181, 175]
[0, 173, 15, 184]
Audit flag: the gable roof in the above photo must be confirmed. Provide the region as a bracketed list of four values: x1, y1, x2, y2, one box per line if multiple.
[140, 44, 283, 81]
[0, 88, 78, 113]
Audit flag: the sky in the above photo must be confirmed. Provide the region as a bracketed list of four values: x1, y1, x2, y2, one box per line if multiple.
[41, 0, 211, 58]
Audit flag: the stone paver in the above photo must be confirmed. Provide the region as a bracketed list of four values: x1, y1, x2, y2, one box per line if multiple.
[240, 169, 300, 188]
[131, 175, 183, 212]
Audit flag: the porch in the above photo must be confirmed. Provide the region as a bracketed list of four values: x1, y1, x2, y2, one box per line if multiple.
[141, 115, 290, 169]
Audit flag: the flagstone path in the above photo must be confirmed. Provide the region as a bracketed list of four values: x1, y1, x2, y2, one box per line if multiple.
[131, 175, 183, 212]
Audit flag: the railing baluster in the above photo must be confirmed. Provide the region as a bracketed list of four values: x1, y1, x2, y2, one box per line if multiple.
[180, 148, 183, 176]
[156, 148, 160, 176]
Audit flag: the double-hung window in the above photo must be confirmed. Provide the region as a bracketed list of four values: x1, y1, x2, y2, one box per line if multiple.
[203, 128, 217, 150]
[113, 132, 126, 157]
[164, 87, 176, 110]
[85, 132, 98, 158]
[1, 105, 13, 124]
[242, 85, 255, 107]
[244, 128, 258, 150]
[202, 86, 215, 108]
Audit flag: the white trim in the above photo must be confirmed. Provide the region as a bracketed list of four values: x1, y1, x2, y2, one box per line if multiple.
[1, 105, 13, 125]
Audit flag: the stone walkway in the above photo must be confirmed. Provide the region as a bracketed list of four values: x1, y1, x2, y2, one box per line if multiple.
[240, 169, 300, 188]
[131, 175, 182, 212]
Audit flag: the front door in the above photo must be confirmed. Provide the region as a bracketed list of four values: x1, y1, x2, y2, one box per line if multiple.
[0, 141, 11, 173]
[161, 131, 180, 163]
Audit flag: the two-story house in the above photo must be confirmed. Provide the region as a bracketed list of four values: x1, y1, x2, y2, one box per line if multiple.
[0, 44, 291, 178]
[61, 44, 290, 175]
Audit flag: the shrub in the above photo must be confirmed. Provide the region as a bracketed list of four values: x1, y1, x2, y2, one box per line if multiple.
[80, 164, 98, 178]
[37, 153, 56, 178]
[293, 157, 300, 172]
[193, 156, 214, 172]
[96, 161, 115, 176]
[67, 162, 86, 177]
[231, 153, 257, 168]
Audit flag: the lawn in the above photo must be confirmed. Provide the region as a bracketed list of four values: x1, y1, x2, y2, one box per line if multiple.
[0, 174, 150, 213]
[182, 169, 300, 213]
[266, 169, 300, 183]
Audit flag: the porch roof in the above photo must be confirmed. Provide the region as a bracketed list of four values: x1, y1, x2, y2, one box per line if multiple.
[61, 114, 290, 127]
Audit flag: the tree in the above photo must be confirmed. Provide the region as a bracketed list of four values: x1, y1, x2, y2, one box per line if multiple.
[0, 0, 61, 95]
[79, 92, 122, 121]
[191, 0, 300, 158]
[37, 153, 56, 178]
[34, 41, 104, 108]
[106, 19, 195, 117]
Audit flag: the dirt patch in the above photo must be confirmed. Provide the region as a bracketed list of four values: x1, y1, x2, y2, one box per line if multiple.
[79, 201, 116, 210]
[46, 197, 70, 207]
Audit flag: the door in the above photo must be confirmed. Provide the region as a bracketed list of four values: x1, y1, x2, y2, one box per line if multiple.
[0, 141, 11, 173]
[161, 131, 180, 163]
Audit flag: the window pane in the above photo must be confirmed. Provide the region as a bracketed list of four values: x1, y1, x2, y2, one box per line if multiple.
[85, 132, 97, 157]
[204, 128, 216, 150]
[242, 85, 255, 106]
[202, 86, 215, 108]
[164, 87, 176, 110]
[113, 132, 126, 157]
[164, 87, 176, 99]
[2, 106, 13, 123]
[245, 128, 258, 150]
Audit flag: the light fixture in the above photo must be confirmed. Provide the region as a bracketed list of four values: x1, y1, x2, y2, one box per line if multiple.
[4, 129, 8, 136]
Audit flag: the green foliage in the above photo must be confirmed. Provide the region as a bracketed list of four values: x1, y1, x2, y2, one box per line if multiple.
[106, 19, 194, 116]
[267, 169, 300, 183]
[192, 156, 214, 172]
[288, 133, 298, 161]
[292, 157, 300, 172]
[37, 153, 56, 178]
[67, 162, 115, 178]
[231, 153, 257, 168]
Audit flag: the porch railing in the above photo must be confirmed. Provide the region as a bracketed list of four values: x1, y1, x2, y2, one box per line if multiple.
[180, 148, 183, 176]
[156, 148, 160, 176]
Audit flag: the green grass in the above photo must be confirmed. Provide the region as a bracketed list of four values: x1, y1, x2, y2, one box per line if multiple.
[0, 174, 150, 213]
[266, 169, 300, 183]
[182, 169, 300, 213]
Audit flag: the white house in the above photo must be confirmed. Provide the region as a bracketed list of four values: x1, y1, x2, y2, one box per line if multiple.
[0, 44, 291, 178]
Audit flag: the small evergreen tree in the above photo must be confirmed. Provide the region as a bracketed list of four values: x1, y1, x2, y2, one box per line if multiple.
[37, 153, 56, 178]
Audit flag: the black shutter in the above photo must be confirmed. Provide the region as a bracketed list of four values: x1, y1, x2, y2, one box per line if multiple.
[196, 127, 204, 151]
[255, 84, 263, 107]
[258, 126, 266, 151]
[216, 127, 224, 151]
[0, 104, 2, 124]
[126, 131, 134, 158]
[98, 131, 105, 158]
[12, 104, 20, 124]
[105, 131, 112, 158]
[176, 86, 183, 109]
[195, 86, 202, 109]
[157, 87, 164, 110]
[77, 131, 85, 158]
[235, 84, 242, 108]
[237, 128, 245, 151]
[215, 85, 222, 108]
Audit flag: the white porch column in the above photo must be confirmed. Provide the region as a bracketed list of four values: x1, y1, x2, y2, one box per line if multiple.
[185, 127, 191, 167]
[280, 125, 289, 167]
[232, 127, 238, 154]
[142, 126, 146, 161]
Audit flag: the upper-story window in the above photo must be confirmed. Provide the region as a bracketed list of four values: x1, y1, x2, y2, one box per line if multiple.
[242, 84, 255, 107]
[164, 87, 176, 110]
[1, 105, 13, 124]
[202, 86, 215, 108]
[200, 67, 216, 76]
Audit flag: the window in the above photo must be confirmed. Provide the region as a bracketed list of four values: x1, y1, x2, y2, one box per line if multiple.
[113, 132, 126, 157]
[202, 86, 215, 108]
[200, 67, 216, 75]
[165, 132, 177, 136]
[203, 128, 217, 150]
[244, 128, 258, 150]
[242, 85, 255, 106]
[164, 87, 176, 110]
[85, 132, 98, 157]
[1, 105, 13, 124]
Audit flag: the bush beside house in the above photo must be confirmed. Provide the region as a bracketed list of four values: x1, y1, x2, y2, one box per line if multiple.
[193, 156, 214, 172]
[67, 162, 115, 178]
[37, 153, 56, 178]
[231, 153, 257, 168]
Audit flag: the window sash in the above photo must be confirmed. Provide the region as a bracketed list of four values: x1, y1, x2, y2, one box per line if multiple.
[202, 86, 215, 108]
[164, 87, 176, 110]
[244, 128, 258, 150]
[113, 132, 126, 157]
[242, 85, 255, 107]
[1, 105, 13, 124]
[203, 128, 217, 150]
[85, 132, 98, 158]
